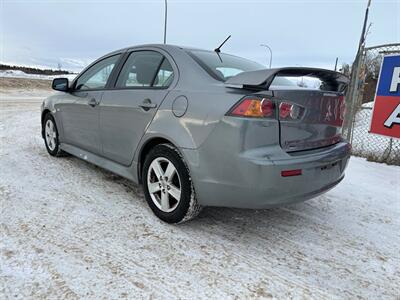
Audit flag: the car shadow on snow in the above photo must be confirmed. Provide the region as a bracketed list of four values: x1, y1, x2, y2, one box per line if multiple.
[44, 151, 333, 237]
[190, 203, 326, 231]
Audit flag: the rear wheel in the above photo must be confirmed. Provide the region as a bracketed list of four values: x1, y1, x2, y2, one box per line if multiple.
[43, 113, 65, 157]
[142, 143, 201, 223]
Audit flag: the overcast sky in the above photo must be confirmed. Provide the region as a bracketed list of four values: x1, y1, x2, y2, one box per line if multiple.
[1, 0, 399, 72]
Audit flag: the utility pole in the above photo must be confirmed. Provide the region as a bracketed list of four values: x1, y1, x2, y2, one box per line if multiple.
[260, 44, 273, 68]
[344, 0, 372, 142]
[334, 57, 338, 71]
[163, 0, 168, 44]
[357, 0, 371, 53]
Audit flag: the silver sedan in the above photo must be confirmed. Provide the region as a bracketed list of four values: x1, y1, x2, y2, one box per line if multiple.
[41, 44, 350, 223]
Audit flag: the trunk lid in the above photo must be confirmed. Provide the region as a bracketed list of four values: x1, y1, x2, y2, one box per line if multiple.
[225, 67, 349, 152]
[271, 89, 345, 152]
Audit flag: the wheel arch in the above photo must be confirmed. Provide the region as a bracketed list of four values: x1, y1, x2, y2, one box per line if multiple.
[41, 109, 52, 138]
[137, 136, 180, 184]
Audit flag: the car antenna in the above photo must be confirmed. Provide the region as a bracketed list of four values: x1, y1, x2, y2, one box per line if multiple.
[214, 35, 231, 63]
[214, 35, 231, 53]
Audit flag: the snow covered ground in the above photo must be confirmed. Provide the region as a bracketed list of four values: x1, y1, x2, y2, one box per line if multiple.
[0, 88, 399, 299]
[0, 70, 77, 81]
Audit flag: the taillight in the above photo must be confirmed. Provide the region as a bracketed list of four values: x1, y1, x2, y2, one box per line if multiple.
[261, 98, 274, 117]
[279, 102, 304, 120]
[228, 97, 275, 118]
[228, 97, 304, 120]
[279, 102, 292, 119]
[339, 95, 346, 121]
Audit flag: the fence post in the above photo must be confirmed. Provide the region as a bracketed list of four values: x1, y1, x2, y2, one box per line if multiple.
[383, 138, 393, 163]
[348, 43, 400, 165]
[345, 51, 363, 142]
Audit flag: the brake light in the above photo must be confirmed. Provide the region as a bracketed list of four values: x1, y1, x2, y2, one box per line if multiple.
[279, 102, 304, 120]
[228, 97, 304, 120]
[229, 97, 275, 118]
[339, 95, 346, 121]
[279, 102, 292, 119]
[261, 98, 274, 117]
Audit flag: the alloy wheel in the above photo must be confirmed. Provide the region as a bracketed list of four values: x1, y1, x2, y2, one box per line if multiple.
[45, 119, 57, 151]
[147, 157, 181, 213]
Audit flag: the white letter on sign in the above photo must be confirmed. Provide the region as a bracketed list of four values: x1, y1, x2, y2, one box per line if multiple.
[390, 67, 400, 92]
[384, 104, 400, 128]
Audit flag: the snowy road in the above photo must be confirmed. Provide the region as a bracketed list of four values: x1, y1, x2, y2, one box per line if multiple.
[1, 91, 399, 299]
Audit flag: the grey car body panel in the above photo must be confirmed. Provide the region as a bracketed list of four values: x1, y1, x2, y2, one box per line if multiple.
[100, 88, 170, 166]
[57, 90, 103, 154]
[131, 45, 249, 162]
[181, 115, 350, 207]
[271, 89, 344, 152]
[42, 44, 351, 209]
[60, 142, 138, 182]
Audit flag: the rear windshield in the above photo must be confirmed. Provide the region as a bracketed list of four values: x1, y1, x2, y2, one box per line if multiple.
[187, 49, 265, 81]
[187, 49, 300, 88]
[270, 76, 297, 87]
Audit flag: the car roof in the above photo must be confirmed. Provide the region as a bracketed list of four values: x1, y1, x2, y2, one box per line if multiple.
[116, 43, 202, 52]
[105, 44, 256, 65]
[107, 43, 237, 57]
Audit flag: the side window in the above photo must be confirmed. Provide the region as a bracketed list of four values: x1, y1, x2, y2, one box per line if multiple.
[153, 58, 174, 87]
[75, 54, 121, 90]
[116, 51, 173, 88]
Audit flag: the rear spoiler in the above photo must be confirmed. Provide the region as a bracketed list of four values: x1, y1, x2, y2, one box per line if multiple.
[225, 67, 349, 93]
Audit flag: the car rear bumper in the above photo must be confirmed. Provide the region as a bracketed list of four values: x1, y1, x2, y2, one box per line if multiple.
[182, 141, 351, 209]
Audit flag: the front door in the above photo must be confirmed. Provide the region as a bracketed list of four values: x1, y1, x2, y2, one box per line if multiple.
[100, 50, 175, 166]
[59, 54, 121, 154]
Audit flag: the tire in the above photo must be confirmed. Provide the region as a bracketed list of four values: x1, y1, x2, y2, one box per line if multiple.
[142, 143, 202, 223]
[43, 113, 65, 157]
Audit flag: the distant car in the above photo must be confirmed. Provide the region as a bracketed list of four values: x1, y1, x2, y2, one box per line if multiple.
[41, 44, 350, 223]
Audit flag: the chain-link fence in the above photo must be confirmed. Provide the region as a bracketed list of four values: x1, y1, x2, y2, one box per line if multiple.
[342, 43, 400, 165]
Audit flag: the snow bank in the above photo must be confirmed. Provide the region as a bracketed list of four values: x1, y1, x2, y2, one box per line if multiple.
[0, 70, 77, 81]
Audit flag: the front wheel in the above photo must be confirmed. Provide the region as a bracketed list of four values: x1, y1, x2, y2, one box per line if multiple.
[142, 143, 201, 223]
[43, 113, 65, 157]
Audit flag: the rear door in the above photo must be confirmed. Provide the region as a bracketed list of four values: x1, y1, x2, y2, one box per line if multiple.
[59, 54, 122, 154]
[99, 50, 175, 166]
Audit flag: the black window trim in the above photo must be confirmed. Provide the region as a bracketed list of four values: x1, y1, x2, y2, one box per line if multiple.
[185, 50, 226, 82]
[150, 57, 165, 87]
[110, 50, 173, 91]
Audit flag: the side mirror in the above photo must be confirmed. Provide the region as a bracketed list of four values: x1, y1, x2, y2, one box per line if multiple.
[52, 78, 69, 92]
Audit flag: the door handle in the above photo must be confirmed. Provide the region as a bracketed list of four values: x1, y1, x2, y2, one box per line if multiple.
[88, 98, 98, 107]
[139, 99, 157, 110]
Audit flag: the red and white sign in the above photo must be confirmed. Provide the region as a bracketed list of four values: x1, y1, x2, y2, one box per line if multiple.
[370, 55, 400, 139]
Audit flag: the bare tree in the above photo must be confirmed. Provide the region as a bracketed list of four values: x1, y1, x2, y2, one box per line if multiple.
[339, 63, 351, 77]
[360, 52, 383, 103]
[363, 52, 382, 80]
